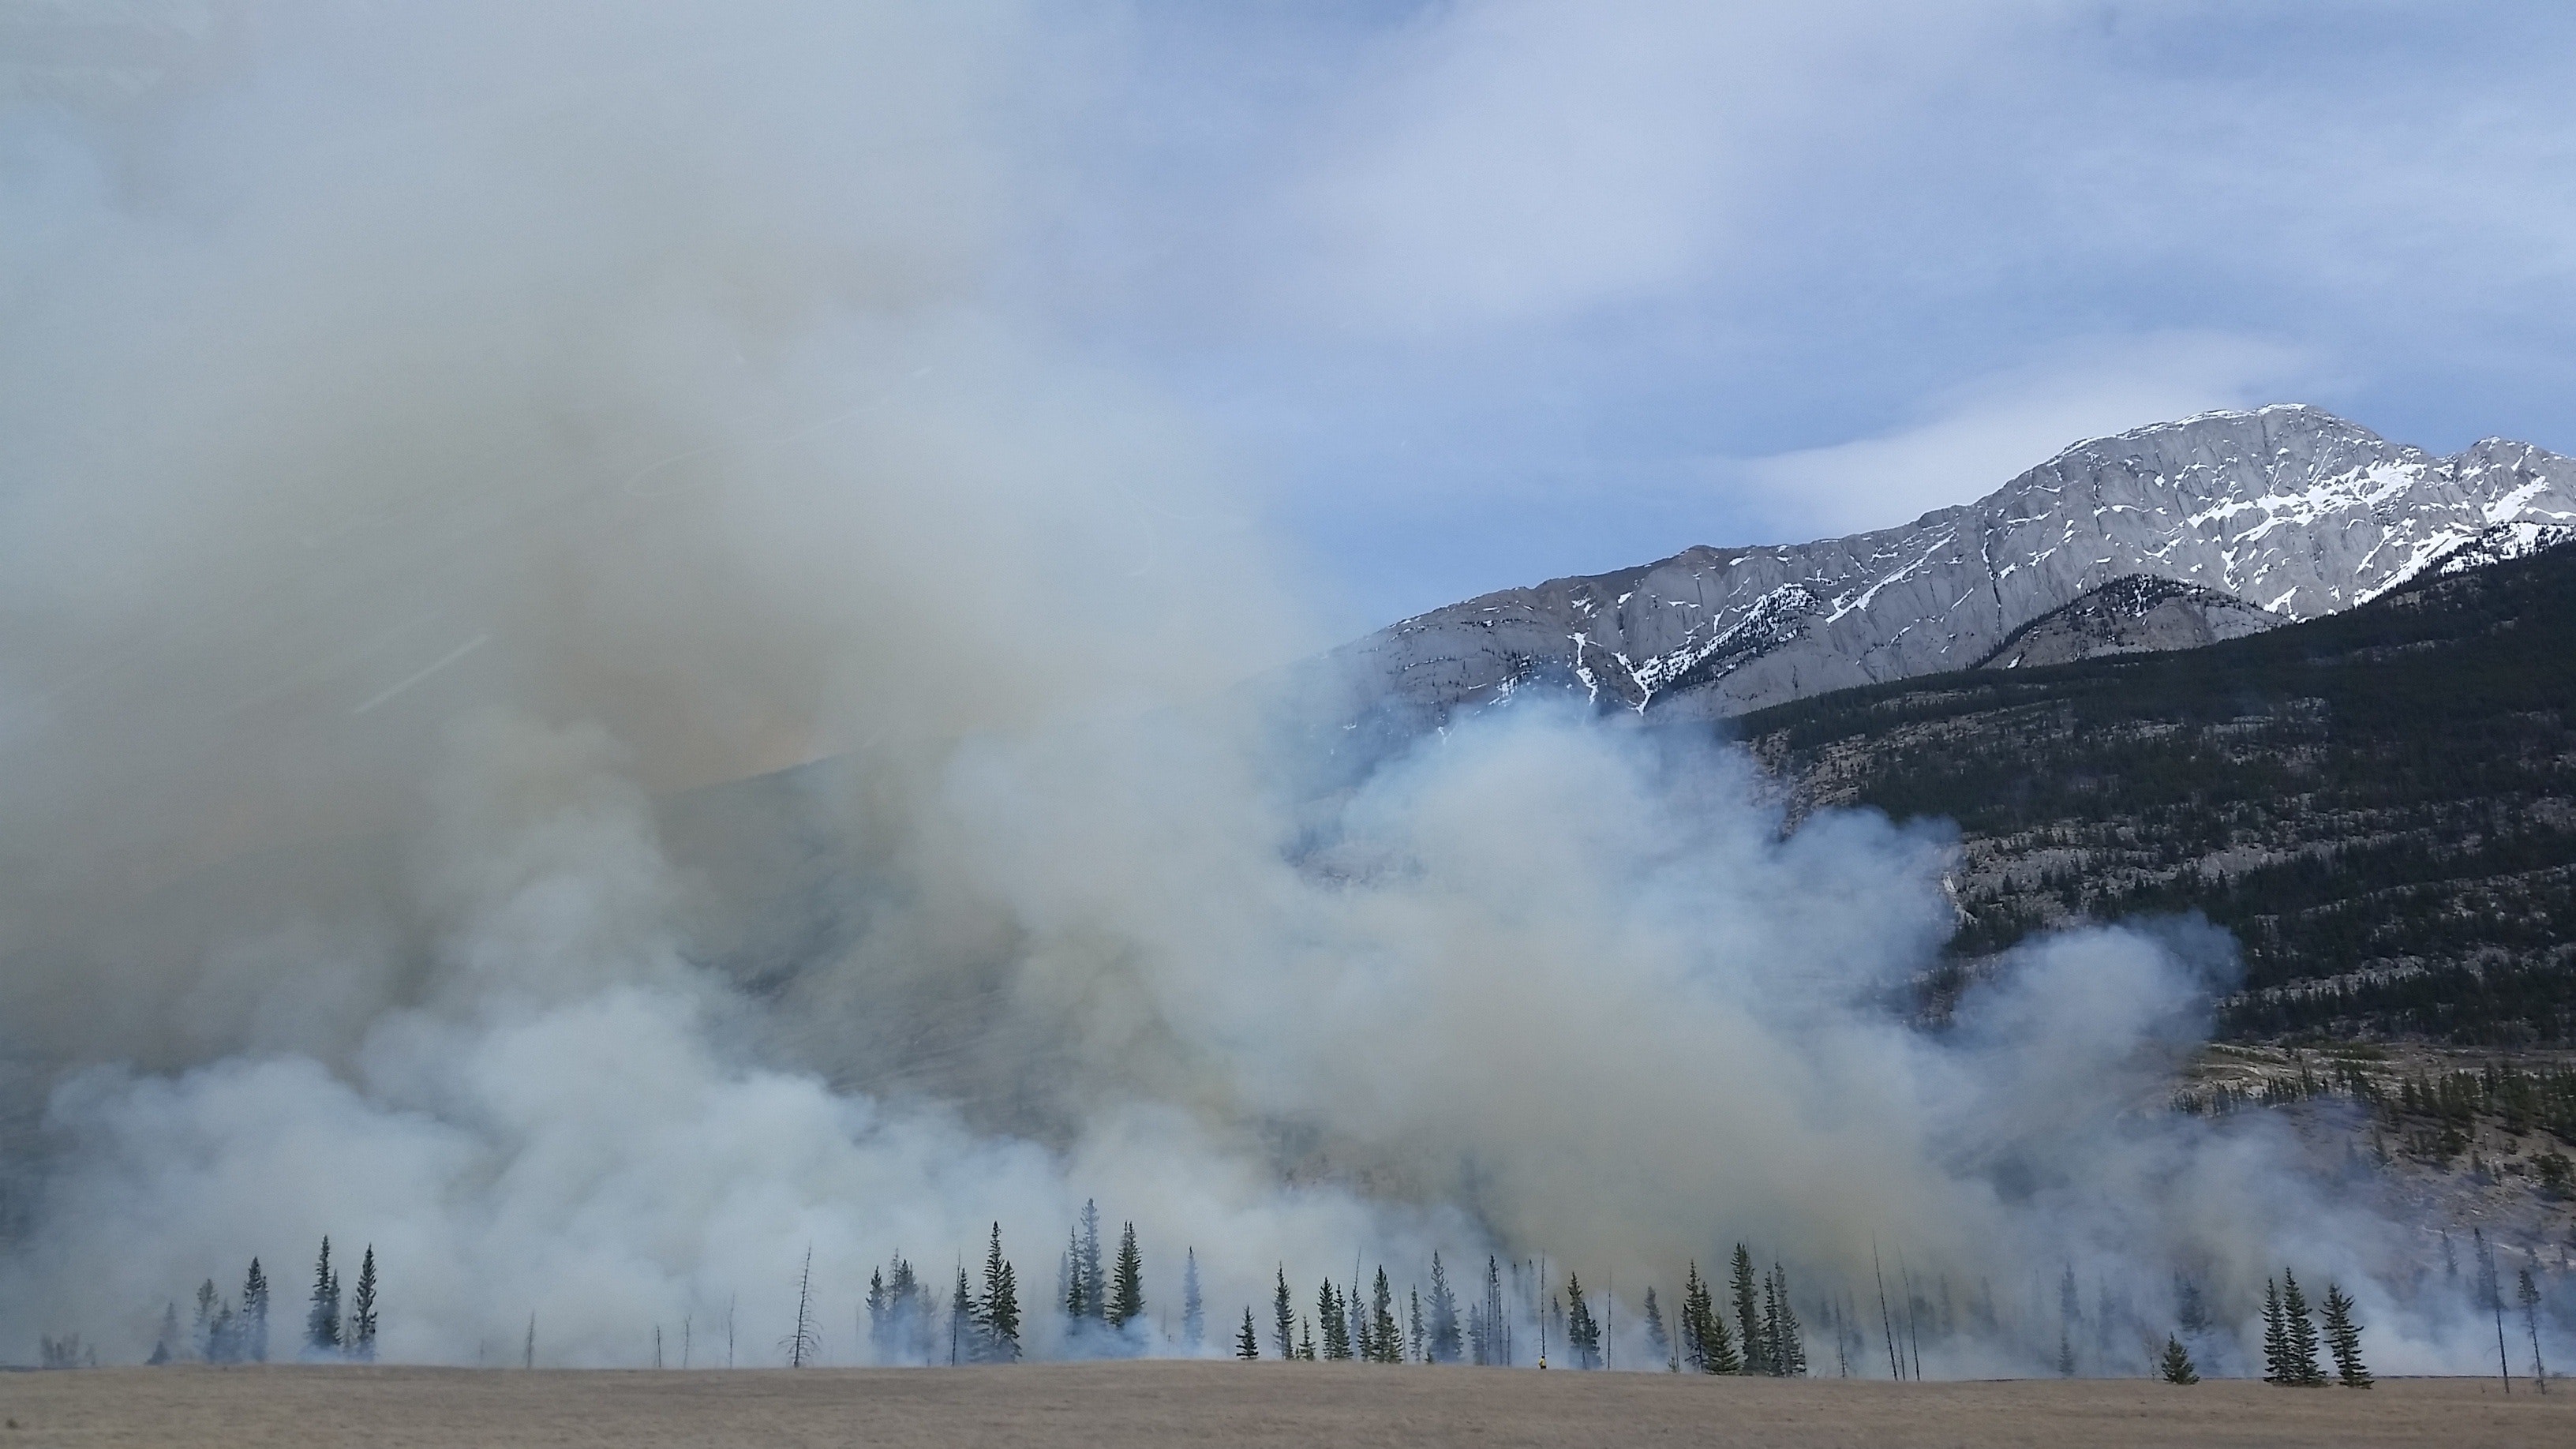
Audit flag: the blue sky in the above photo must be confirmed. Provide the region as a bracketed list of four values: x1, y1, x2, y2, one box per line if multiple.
[9, 2, 2574, 636]
[1001, 2, 2576, 628]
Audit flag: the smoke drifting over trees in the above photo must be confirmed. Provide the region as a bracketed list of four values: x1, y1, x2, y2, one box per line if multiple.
[0, 1, 2565, 1380]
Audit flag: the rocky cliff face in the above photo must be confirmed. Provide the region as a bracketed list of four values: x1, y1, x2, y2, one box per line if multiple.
[1322, 405, 2576, 731]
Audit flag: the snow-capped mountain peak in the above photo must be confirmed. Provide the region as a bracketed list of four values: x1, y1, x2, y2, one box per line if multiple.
[1322, 406, 2576, 731]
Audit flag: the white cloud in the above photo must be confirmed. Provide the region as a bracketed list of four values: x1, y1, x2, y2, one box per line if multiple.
[1733, 333, 2320, 538]
[1279, 0, 2040, 335]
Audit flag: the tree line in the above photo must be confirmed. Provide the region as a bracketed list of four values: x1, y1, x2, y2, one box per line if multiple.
[143, 1237, 378, 1365]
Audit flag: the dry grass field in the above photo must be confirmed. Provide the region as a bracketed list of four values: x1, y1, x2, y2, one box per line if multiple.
[2, 1362, 2570, 1449]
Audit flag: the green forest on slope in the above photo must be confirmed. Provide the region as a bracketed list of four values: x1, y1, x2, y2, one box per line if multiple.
[1734, 545, 2576, 1044]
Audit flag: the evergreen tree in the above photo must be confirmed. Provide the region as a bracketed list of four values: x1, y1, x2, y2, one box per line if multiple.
[1409, 1286, 1423, 1364]
[1273, 1267, 1295, 1360]
[2175, 1275, 2211, 1339]
[1769, 1265, 1807, 1376]
[149, 1302, 180, 1366]
[2261, 1279, 2292, 1385]
[195, 1279, 219, 1361]
[1109, 1222, 1145, 1331]
[1235, 1308, 1260, 1360]
[2159, 1335, 2200, 1384]
[869, 1267, 892, 1358]
[1642, 1286, 1669, 1366]
[1297, 1317, 1316, 1361]
[2321, 1281, 2370, 1387]
[978, 1223, 1021, 1361]
[1758, 1271, 1781, 1376]
[2055, 1327, 2076, 1378]
[1730, 1247, 1762, 1375]
[1062, 1227, 1088, 1323]
[307, 1237, 342, 1357]
[1565, 1274, 1601, 1369]
[350, 1246, 380, 1363]
[1368, 1267, 1401, 1364]
[1353, 1275, 1376, 1363]
[1318, 1279, 1352, 1360]
[951, 1267, 973, 1365]
[1466, 1302, 1488, 1366]
[1426, 1253, 1462, 1363]
[2281, 1271, 2326, 1386]
[242, 1259, 270, 1364]
[1182, 1249, 1205, 1353]
[1683, 1262, 1738, 1373]
[1076, 1200, 1106, 1325]
[1484, 1256, 1510, 1367]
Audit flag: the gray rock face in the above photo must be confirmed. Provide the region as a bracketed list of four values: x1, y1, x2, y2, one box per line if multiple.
[1975, 575, 2287, 670]
[1322, 405, 2576, 729]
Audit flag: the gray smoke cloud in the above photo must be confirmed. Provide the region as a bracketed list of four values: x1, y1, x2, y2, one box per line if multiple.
[0, 2, 2548, 1376]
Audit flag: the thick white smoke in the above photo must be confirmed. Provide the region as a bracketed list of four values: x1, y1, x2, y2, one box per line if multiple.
[0, 2, 2545, 1376]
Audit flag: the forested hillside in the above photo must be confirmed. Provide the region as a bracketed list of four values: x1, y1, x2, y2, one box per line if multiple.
[1736, 543, 2576, 1044]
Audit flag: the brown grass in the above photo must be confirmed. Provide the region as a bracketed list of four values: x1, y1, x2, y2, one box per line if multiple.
[2, 1362, 2569, 1448]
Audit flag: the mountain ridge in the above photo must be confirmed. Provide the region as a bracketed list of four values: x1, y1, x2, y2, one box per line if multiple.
[1320, 405, 2576, 734]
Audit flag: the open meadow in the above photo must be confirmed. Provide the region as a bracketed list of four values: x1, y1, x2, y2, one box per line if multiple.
[2, 1363, 2570, 1449]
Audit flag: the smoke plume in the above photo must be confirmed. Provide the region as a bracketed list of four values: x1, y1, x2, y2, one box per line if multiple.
[0, 2, 2549, 1377]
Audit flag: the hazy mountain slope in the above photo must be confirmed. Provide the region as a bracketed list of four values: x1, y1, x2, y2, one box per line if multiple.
[1734, 535, 2576, 1045]
[1324, 406, 2576, 734]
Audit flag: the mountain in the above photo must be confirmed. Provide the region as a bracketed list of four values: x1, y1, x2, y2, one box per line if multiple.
[1323, 406, 2576, 733]
[1733, 533, 2576, 1046]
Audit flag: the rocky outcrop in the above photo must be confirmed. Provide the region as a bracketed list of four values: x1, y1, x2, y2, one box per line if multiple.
[1975, 575, 2286, 670]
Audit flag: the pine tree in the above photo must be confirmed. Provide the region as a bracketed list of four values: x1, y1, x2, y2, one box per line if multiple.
[1297, 1318, 1316, 1361]
[2281, 1271, 2326, 1386]
[1683, 1261, 1737, 1373]
[307, 1238, 342, 1357]
[1769, 1265, 1807, 1376]
[242, 1259, 270, 1364]
[1427, 1253, 1462, 1363]
[1319, 1279, 1352, 1360]
[869, 1267, 892, 1359]
[2056, 1327, 2076, 1378]
[1077, 1200, 1106, 1325]
[1643, 1286, 1669, 1365]
[1353, 1275, 1376, 1363]
[2261, 1279, 2291, 1385]
[1409, 1286, 1423, 1364]
[194, 1279, 219, 1361]
[1730, 1247, 1762, 1376]
[951, 1267, 973, 1365]
[1235, 1308, 1260, 1360]
[1063, 1227, 1088, 1323]
[2320, 1281, 2369, 1387]
[350, 1246, 380, 1363]
[1182, 1249, 1205, 1353]
[1565, 1274, 1601, 1369]
[1369, 1267, 1400, 1364]
[2175, 1275, 2211, 1339]
[1484, 1256, 1510, 1367]
[149, 1302, 180, 1365]
[978, 1223, 1021, 1361]
[2159, 1335, 2200, 1384]
[1109, 1222, 1145, 1332]
[1273, 1267, 1295, 1360]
